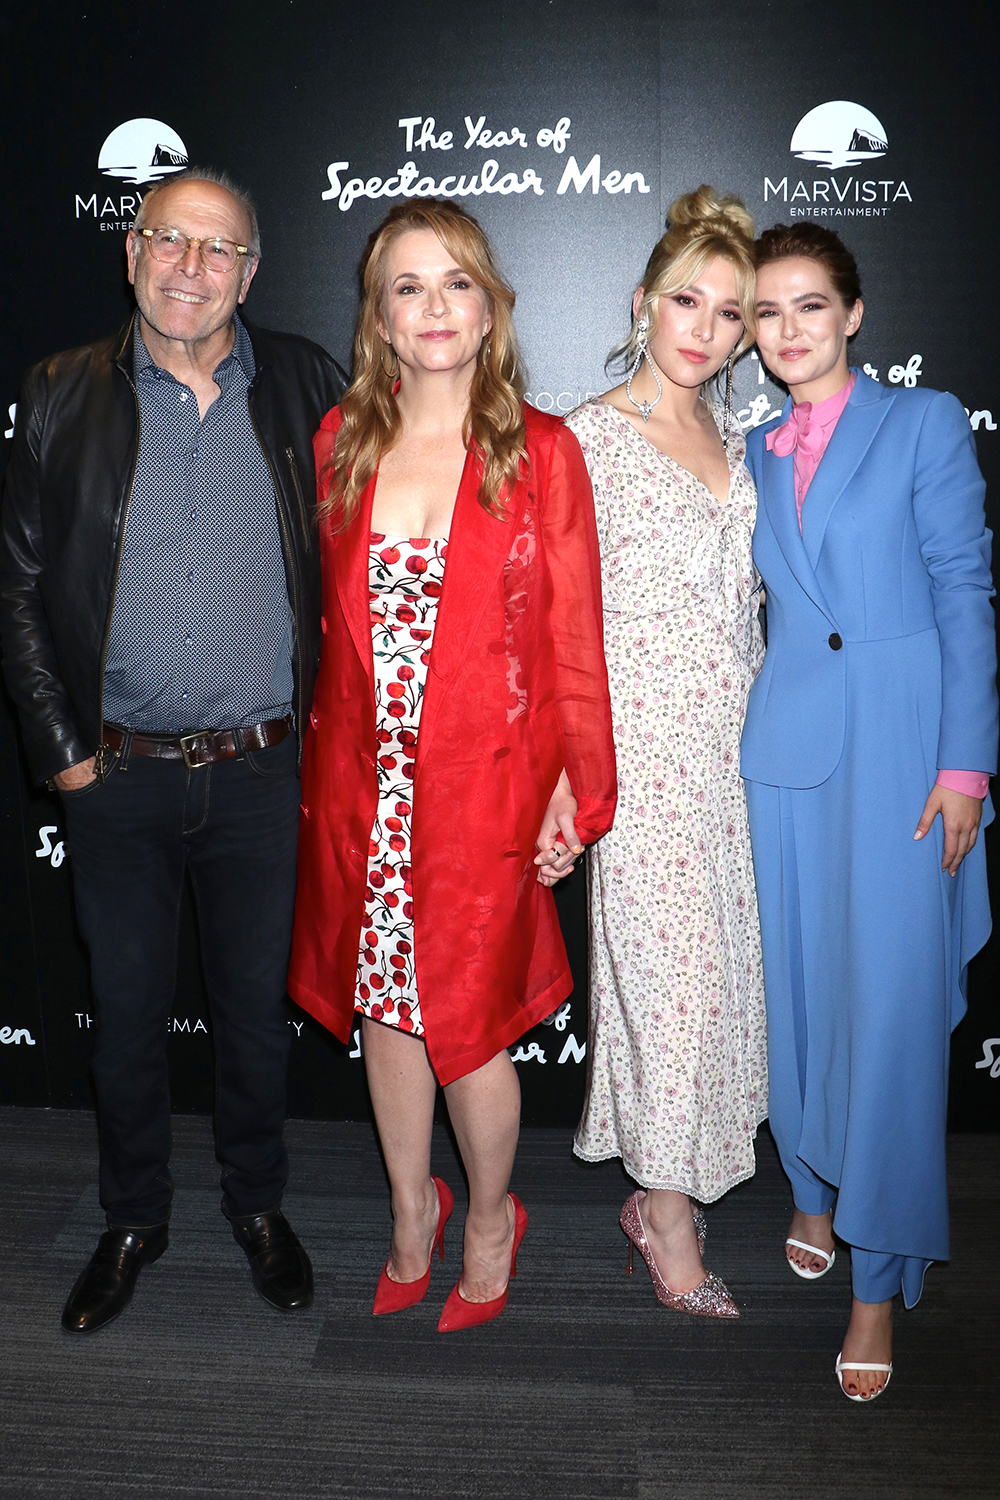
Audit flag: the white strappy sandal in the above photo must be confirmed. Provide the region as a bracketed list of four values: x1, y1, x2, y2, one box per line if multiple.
[835, 1351, 893, 1401]
[785, 1237, 835, 1279]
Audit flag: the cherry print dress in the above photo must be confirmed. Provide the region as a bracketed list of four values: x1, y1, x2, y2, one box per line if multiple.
[356, 532, 448, 1035]
[564, 399, 767, 1202]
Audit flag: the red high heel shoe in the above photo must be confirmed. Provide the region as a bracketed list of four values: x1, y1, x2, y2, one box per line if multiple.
[437, 1194, 527, 1332]
[372, 1176, 454, 1315]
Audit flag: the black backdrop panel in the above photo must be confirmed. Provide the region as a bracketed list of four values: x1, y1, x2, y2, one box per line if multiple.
[0, 0, 997, 1127]
[0, 717, 48, 1104]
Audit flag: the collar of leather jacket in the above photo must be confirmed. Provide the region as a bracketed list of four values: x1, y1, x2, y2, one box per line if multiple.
[112, 310, 271, 383]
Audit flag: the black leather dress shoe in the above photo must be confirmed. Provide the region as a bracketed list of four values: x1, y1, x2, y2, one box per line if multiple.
[230, 1211, 314, 1311]
[61, 1224, 169, 1334]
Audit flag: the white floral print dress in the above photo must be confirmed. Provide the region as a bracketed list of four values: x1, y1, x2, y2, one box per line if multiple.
[356, 533, 448, 1035]
[565, 400, 767, 1201]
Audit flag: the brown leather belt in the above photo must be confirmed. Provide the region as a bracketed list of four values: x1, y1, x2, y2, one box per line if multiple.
[101, 715, 292, 770]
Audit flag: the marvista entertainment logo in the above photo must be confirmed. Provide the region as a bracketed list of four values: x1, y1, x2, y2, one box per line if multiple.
[763, 100, 910, 220]
[790, 101, 887, 169]
[98, 118, 189, 183]
[76, 118, 189, 232]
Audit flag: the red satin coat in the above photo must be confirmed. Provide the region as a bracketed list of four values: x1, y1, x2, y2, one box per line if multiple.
[288, 402, 617, 1085]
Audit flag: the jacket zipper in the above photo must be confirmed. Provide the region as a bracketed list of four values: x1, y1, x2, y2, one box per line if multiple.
[285, 445, 312, 552]
[96, 370, 142, 760]
[249, 392, 305, 752]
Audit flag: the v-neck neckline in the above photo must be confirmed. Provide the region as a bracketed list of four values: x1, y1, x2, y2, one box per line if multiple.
[593, 397, 735, 510]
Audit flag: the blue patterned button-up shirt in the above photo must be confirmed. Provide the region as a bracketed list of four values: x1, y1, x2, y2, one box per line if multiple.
[103, 315, 294, 733]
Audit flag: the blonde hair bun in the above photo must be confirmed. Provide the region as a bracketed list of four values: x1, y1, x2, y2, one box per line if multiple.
[666, 185, 755, 244]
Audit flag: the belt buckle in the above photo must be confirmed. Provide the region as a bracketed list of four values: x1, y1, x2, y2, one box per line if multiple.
[179, 731, 211, 768]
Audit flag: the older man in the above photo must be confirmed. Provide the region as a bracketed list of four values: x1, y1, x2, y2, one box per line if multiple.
[0, 168, 346, 1332]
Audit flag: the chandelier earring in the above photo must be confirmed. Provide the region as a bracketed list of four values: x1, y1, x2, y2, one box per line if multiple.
[625, 315, 662, 423]
[722, 350, 736, 450]
[380, 342, 400, 379]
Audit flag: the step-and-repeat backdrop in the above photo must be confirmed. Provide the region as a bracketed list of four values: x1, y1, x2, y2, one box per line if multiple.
[1, 0, 997, 1126]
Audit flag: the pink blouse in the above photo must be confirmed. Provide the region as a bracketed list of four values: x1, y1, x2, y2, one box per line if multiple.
[766, 372, 856, 528]
[765, 374, 988, 800]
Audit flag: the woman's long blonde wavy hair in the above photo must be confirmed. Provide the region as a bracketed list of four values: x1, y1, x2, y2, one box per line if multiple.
[320, 201, 527, 528]
[609, 185, 757, 374]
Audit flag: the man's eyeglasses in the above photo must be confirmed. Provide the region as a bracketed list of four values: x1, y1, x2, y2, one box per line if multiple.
[139, 227, 251, 274]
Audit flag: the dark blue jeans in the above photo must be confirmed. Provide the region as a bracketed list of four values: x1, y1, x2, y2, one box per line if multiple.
[60, 733, 301, 1226]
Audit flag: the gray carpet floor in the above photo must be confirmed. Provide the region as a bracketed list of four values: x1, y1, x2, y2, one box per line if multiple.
[0, 1109, 997, 1499]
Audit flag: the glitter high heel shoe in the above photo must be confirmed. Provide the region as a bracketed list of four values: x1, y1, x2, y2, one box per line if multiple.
[372, 1177, 454, 1315]
[693, 1207, 707, 1257]
[620, 1190, 739, 1318]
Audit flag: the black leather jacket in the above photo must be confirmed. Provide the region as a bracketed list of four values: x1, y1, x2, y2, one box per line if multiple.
[0, 315, 347, 783]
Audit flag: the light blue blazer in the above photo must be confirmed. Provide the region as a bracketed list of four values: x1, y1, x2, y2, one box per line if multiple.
[740, 370, 997, 788]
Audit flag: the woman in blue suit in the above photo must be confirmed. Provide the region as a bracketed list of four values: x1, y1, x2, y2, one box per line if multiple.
[742, 223, 996, 1400]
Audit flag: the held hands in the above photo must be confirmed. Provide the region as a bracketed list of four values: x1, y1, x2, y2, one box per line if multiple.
[913, 785, 983, 876]
[534, 768, 584, 887]
[53, 756, 97, 792]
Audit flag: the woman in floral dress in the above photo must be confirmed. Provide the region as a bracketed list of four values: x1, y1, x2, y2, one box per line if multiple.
[288, 202, 616, 1331]
[566, 187, 766, 1318]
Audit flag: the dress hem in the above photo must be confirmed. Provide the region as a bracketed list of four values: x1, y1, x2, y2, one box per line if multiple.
[571, 1136, 762, 1205]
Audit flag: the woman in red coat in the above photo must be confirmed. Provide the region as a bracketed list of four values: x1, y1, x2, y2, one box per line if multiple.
[288, 201, 616, 1330]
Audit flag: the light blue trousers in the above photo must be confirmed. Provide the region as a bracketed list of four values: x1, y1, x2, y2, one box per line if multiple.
[783, 1147, 929, 1307]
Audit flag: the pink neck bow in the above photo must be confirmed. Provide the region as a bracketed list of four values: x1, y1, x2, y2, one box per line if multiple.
[765, 401, 825, 460]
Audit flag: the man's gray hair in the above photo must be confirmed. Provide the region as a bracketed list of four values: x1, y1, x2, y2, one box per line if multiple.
[133, 166, 261, 261]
